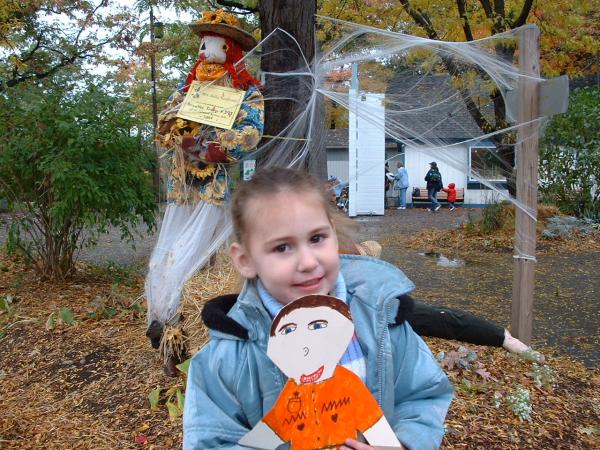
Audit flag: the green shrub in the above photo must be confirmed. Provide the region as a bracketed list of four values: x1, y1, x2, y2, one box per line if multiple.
[480, 202, 506, 234]
[0, 80, 157, 279]
[540, 87, 600, 218]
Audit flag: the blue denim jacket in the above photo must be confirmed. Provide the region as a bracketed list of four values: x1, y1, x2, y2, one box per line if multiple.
[394, 167, 409, 190]
[183, 255, 453, 450]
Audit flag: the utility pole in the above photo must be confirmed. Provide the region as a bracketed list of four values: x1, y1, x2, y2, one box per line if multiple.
[511, 25, 540, 345]
[149, 4, 161, 201]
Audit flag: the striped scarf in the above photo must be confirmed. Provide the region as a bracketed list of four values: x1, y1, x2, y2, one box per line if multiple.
[257, 272, 367, 382]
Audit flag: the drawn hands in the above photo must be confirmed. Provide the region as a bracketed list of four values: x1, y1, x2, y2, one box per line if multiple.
[339, 437, 406, 450]
[339, 438, 376, 449]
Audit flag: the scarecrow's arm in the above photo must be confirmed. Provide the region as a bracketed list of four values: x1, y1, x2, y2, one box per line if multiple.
[206, 85, 265, 162]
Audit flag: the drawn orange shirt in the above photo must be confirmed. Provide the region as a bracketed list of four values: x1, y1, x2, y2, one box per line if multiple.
[263, 366, 384, 449]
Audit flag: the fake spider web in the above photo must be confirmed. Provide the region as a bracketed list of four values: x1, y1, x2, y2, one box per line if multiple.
[146, 16, 567, 329]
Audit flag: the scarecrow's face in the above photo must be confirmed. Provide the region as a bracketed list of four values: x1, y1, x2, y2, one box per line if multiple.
[267, 304, 354, 385]
[199, 35, 227, 64]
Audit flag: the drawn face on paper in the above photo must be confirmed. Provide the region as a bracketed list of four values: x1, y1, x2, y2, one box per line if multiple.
[199, 35, 227, 64]
[267, 295, 355, 385]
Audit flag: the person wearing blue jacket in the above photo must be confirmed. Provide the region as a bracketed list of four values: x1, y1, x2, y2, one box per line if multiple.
[183, 167, 453, 450]
[393, 163, 410, 210]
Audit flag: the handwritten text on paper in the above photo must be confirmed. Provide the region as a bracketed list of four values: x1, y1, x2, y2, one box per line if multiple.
[177, 81, 246, 130]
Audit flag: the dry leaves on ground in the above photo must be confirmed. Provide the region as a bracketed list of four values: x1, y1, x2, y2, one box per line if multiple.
[1, 252, 598, 449]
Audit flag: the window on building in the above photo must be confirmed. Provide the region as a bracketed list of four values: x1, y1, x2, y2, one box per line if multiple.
[469, 146, 508, 181]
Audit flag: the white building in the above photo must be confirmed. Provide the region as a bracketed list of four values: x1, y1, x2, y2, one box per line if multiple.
[326, 75, 510, 207]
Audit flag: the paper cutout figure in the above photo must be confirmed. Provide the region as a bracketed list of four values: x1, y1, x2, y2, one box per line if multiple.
[239, 295, 402, 450]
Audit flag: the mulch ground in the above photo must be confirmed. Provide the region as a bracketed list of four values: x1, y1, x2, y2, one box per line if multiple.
[1, 249, 599, 449]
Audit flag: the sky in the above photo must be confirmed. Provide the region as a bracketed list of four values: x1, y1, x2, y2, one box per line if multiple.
[116, 0, 194, 25]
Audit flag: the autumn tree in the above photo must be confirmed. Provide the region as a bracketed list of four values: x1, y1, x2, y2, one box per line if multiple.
[0, 1, 140, 92]
[319, 0, 599, 192]
[319, 0, 599, 77]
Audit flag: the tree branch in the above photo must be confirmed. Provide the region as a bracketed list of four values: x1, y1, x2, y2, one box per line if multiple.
[456, 0, 474, 41]
[215, 0, 258, 13]
[478, 0, 493, 18]
[491, 0, 506, 34]
[398, 0, 439, 40]
[73, 0, 105, 48]
[398, 1, 496, 134]
[18, 33, 44, 64]
[0, 21, 130, 93]
[511, 0, 533, 28]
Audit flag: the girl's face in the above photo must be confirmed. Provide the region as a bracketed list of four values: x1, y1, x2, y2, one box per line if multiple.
[230, 191, 340, 305]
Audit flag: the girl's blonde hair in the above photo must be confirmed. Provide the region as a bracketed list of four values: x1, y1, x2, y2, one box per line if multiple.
[230, 167, 361, 252]
[230, 167, 333, 244]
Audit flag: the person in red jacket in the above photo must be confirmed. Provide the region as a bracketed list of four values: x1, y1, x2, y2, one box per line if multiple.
[442, 182, 457, 211]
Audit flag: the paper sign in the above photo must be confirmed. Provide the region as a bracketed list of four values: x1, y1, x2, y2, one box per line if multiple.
[177, 81, 246, 129]
[239, 295, 402, 450]
[505, 75, 569, 124]
[243, 160, 256, 181]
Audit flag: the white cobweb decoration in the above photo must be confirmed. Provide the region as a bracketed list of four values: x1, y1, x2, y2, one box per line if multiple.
[146, 16, 567, 330]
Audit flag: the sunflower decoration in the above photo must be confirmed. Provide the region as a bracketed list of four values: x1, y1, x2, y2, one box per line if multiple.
[239, 126, 261, 151]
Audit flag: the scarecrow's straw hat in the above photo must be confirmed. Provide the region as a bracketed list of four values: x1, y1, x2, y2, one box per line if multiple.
[189, 9, 257, 51]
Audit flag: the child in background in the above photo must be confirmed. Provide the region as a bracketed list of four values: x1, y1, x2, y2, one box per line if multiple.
[442, 182, 457, 211]
[183, 167, 453, 450]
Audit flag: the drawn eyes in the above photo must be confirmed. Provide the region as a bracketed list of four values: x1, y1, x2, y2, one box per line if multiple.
[278, 320, 329, 336]
[308, 320, 328, 330]
[279, 323, 297, 335]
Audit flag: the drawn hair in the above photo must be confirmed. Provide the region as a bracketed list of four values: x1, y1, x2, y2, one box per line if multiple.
[270, 295, 352, 336]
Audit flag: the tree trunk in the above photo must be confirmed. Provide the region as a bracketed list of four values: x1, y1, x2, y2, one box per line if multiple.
[258, 0, 327, 180]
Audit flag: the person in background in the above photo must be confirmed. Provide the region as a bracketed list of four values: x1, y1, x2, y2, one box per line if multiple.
[424, 161, 443, 212]
[442, 182, 457, 211]
[394, 162, 409, 210]
[325, 176, 340, 204]
[384, 162, 395, 207]
[385, 162, 391, 188]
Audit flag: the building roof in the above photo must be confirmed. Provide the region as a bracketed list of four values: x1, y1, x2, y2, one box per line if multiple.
[325, 128, 401, 149]
[385, 74, 485, 141]
[326, 74, 490, 148]
[325, 129, 349, 148]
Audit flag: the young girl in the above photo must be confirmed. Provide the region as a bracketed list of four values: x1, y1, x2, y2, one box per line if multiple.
[183, 167, 454, 450]
[441, 183, 457, 211]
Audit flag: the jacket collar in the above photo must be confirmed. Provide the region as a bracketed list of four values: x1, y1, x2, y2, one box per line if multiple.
[201, 255, 416, 342]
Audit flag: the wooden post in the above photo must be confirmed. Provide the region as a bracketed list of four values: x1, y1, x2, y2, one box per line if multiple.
[511, 25, 540, 345]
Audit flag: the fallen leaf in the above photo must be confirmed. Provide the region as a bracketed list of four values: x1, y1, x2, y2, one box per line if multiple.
[134, 434, 148, 445]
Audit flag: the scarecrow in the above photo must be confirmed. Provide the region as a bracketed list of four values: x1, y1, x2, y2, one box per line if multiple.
[157, 9, 264, 204]
[145, 10, 264, 375]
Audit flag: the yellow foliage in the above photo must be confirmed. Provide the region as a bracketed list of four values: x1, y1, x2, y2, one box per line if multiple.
[318, 0, 599, 77]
